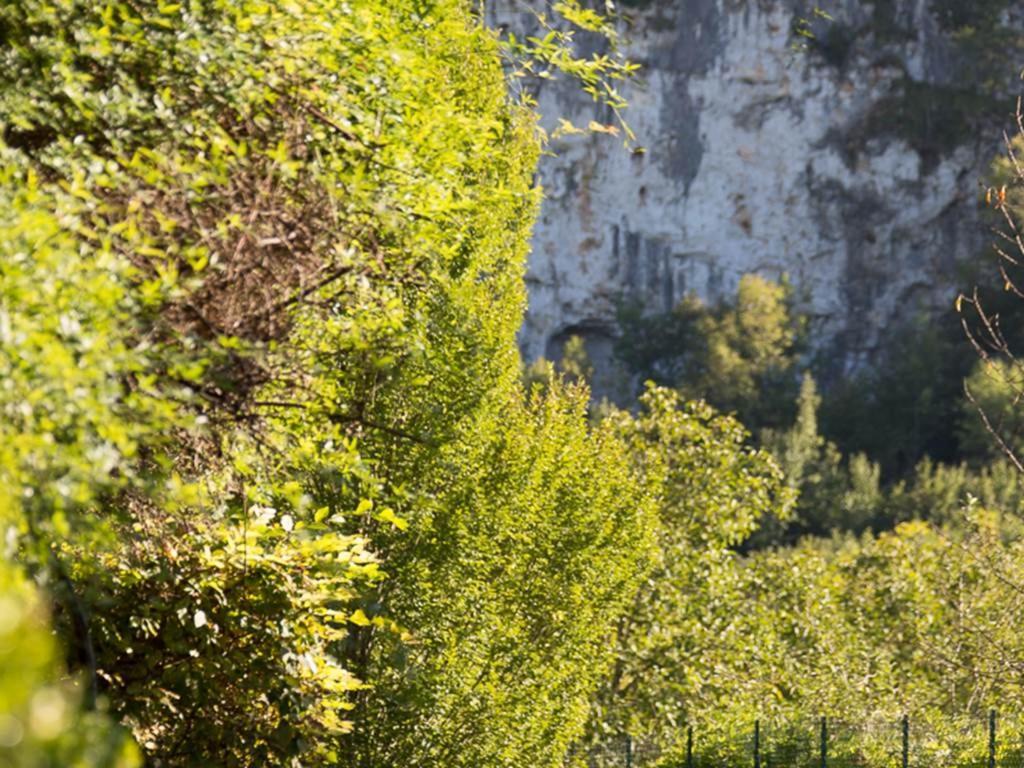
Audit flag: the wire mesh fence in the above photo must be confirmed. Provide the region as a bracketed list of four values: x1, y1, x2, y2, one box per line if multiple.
[566, 735, 661, 768]
[571, 712, 1024, 768]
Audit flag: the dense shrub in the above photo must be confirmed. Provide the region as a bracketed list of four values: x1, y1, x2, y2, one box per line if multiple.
[345, 381, 658, 767]
[0, 0, 658, 765]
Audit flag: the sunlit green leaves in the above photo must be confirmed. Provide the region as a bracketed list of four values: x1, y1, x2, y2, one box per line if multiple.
[587, 386, 794, 752]
[348, 379, 658, 768]
[0, 0, 647, 765]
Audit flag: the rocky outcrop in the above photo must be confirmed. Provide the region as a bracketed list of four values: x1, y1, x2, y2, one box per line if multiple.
[494, 0, 1016, 392]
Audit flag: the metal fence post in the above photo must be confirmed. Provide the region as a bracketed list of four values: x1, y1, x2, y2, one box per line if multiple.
[902, 715, 909, 768]
[754, 720, 761, 768]
[820, 716, 828, 768]
[989, 710, 997, 768]
[625, 734, 632, 768]
[687, 725, 694, 768]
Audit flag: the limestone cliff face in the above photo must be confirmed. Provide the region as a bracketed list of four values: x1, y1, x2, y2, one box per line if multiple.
[494, 0, 1014, 393]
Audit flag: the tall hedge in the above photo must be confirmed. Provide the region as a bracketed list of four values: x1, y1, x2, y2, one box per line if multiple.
[0, 0, 656, 765]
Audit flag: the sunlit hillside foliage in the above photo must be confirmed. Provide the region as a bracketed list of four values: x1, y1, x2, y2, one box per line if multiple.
[4, 0, 1024, 767]
[0, 0, 661, 764]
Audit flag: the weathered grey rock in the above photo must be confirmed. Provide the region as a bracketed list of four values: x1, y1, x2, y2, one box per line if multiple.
[493, 0, 1010, 394]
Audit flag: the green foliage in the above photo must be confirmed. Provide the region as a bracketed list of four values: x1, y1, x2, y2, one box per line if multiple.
[762, 376, 1024, 538]
[764, 368, 1024, 535]
[958, 130, 1024, 468]
[14, 0, 1024, 765]
[0, 167, 169, 539]
[502, 0, 639, 143]
[346, 380, 657, 767]
[843, 452, 885, 528]
[821, 317, 973, 478]
[522, 356, 559, 395]
[959, 358, 1024, 463]
[862, 79, 1006, 168]
[764, 374, 832, 497]
[559, 334, 596, 385]
[614, 294, 706, 389]
[652, 508, 1024, 766]
[585, 385, 794, 755]
[761, 375, 881, 540]
[691, 275, 803, 430]
[615, 275, 803, 433]
[883, 457, 1024, 523]
[66, 505, 376, 764]
[0, 0, 481, 757]
[752, 510, 1024, 722]
[0, 497, 138, 767]
[0, 0, 657, 764]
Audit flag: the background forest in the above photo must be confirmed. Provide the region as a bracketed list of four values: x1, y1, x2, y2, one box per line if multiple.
[2, 1, 1024, 767]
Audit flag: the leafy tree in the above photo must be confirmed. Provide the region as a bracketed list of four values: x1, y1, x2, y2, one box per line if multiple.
[615, 275, 803, 433]
[960, 342, 1024, 464]
[761, 375, 882, 539]
[820, 317, 973, 478]
[585, 385, 794, 756]
[652, 507, 1024, 767]
[0, 132, 374, 766]
[694, 275, 803, 430]
[764, 510, 1024, 725]
[521, 335, 598, 395]
[560, 334, 596, 385]
[956, 123, 1024, 470]
[344, 380, 658, 767]
[615, 295, 707, 388]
